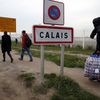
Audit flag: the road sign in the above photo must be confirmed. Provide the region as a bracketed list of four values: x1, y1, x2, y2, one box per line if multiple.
[0, 17, 16, 32]
[43, 0, 64, 25]
[33, 25, 73, 45]
[48, 5, 60, 20]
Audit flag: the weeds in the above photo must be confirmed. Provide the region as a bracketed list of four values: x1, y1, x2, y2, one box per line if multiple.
[19, 72, 100, 100]
[33, 83, 48, 94]
[43, 73, 100, 100]
[18, 72, 35, 87]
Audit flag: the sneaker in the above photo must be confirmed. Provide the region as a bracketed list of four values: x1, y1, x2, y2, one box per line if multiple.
[30, 59, 33, 62]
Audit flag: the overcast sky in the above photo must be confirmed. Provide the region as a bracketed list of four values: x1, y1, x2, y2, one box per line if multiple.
[0, 0, 100, 37]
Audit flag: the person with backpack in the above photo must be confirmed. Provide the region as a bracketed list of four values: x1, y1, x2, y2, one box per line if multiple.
[90, 17, 100, 54]
[19, 30, 33, 62]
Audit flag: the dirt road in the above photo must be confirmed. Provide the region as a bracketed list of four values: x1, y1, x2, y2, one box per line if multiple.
[0, 51, 100, 100]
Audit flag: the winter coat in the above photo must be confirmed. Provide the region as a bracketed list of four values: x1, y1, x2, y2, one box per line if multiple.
[1, 34, 11, 53]
[90, 17, 100, 51]
[22, 33, 27, 48]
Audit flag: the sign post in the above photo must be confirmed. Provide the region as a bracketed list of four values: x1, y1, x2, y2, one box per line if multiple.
[40, 45, 44, 83]
[60, 44, 64, 76]
[33, 25, 73, 81]
[33, 0, 74, 82]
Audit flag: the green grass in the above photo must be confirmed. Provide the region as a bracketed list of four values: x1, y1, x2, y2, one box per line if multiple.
[18, 72, 35, 87]
[32, 45, 94, 55]
[12, 42, 88, 68]
[12, 42, 93, 55]
[12, 41, 94, 54]
[18, 72, 100, 100]
[31, 50, 85, 68]
[36, 73, 100, 100]
[33, 83, 48, 94]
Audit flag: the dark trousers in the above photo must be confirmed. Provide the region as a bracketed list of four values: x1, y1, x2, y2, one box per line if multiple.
[3, 51, 13, 61]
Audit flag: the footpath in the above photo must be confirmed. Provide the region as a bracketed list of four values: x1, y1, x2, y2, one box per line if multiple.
[0, 50, 100, 100]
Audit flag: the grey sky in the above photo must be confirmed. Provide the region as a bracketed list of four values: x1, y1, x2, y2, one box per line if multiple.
[0, 0, 100, 37]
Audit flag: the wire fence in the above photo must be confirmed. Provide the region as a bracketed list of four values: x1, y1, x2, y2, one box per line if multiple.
[0, 34, 96, 50]
[72, 37, 96, 49]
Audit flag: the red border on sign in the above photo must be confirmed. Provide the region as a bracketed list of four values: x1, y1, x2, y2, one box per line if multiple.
[33, 25, 73, 45]
[48, 5, 60, 20]
[43, 0, 64, 25]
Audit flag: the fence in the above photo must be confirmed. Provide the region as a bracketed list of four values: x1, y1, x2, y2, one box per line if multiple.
[73, 37, 96, 49]
[0, 34, 96, 50]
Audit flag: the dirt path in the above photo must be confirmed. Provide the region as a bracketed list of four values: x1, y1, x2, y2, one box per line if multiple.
[0, 51, 100, 100]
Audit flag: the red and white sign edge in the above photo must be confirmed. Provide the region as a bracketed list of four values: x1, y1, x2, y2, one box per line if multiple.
[33, 25, 74, 45]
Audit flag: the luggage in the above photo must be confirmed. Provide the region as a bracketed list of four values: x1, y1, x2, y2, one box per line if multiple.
[84, 54, 100, 80]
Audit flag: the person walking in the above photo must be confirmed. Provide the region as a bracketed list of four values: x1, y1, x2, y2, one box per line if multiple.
[1, 31, 13, 63]
[19, 30, 33, 62]
[15, 38, 18, 45]
[90, 17, 100, 54]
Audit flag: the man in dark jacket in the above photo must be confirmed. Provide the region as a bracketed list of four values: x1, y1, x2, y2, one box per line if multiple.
[1, 31, 13, 63]
[90, 17, 100, 53]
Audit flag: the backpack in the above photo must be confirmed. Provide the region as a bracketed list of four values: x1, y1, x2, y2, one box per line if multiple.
[26, 37, 32, 48]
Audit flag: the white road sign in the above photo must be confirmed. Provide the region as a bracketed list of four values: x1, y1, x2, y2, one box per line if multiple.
[33, 25, 73, 45]
[43, 0, 64, 25]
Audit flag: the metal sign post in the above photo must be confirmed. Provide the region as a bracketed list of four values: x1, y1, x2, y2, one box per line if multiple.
[33, 25, 73, 81]
[40, 45, 44, 83]
[60, 44, 64, 76]
[32, 0, 74, 82]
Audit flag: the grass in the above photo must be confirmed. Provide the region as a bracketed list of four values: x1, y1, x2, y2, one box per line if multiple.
[12, 42, 94, 55]
[35, 45, 94, 55]
[45, 74, 100, 100]
[33, 73, 100, 100]
[18, 72, 35, 87]
[12, 42, 86, 68]
[33, 83, 48, 94]
[30, 50, 85, 68]
[18, 72, 100, 100]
